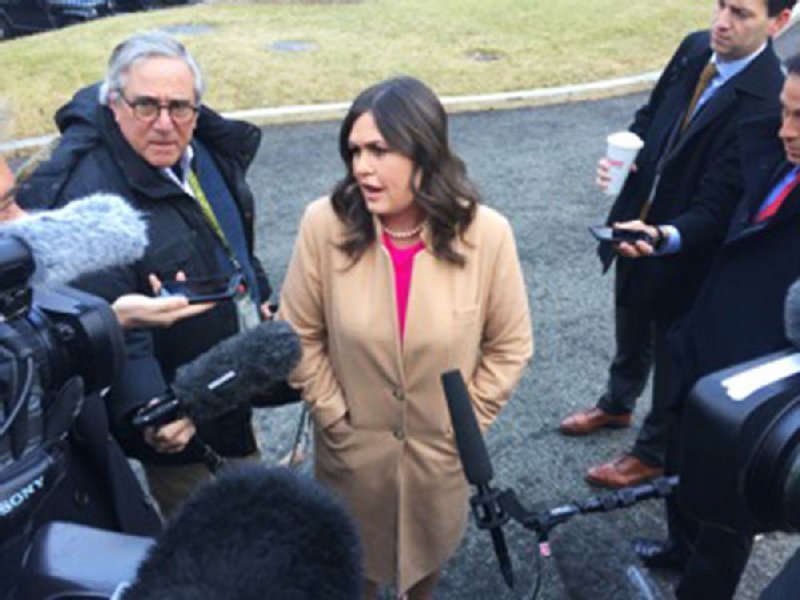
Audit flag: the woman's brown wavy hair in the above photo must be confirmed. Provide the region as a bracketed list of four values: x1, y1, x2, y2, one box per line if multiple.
[331, 77, 479, 267]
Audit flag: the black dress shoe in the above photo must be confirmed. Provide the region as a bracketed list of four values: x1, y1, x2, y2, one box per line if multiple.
[632, 537, 688, 572]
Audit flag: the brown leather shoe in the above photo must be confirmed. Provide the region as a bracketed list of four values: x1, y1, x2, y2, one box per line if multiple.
[559, 407, 633, 436]
[585, 453, 664, 488]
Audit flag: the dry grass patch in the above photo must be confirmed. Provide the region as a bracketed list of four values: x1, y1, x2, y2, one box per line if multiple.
[0, 0, 707, 139]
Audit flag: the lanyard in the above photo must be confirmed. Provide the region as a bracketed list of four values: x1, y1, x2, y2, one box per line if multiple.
[186, 169, 244, 273]
[187, 170, 226, 245]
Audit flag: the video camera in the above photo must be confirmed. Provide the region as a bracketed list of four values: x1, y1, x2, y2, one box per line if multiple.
[681, 348, 800, 534]
[0, 233, 125, 595]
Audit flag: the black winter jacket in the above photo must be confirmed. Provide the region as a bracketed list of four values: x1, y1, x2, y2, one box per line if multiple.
[17, 84, 272, 464]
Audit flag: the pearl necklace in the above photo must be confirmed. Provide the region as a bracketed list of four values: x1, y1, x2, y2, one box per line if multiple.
[383, 222, 423, 239]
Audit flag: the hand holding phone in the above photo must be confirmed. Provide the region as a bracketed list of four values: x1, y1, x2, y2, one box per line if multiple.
[588, 225, 654, 246]
[159, 273, 242, 304]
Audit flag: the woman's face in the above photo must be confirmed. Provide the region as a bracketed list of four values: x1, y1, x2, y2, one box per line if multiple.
[348, 111, 421, 228]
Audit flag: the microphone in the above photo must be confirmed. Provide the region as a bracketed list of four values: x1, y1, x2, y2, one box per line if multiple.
[1, 193, 148, 287]
[132, 319, 302, 429]
[784, 278, 800, 348]
[123, 464, 363, 600]
[441, 369, 514, 589]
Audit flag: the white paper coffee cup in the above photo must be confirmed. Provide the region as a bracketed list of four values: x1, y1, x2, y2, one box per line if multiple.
[605, 131, 644, 196]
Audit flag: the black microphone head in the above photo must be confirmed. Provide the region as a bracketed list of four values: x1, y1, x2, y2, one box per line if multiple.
[785, 278, 800, 349]
[172, 320, 302, 424]
[441, 369, 494, 486]
[124, 464, 362, 600]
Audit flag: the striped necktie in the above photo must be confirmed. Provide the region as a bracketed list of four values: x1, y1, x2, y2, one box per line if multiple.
[754, 167, 800, 223]
[681, 62, 718, 132]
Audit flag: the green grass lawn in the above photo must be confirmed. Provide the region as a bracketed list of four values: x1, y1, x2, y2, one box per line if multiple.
[0, 0, 708, 140]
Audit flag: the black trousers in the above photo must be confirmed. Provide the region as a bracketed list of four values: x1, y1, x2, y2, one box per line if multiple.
[597, 271, 670, 467]
[596, 301, 654, 416]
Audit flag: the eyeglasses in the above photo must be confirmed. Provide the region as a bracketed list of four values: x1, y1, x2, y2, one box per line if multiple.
[117, 93, 199, 124]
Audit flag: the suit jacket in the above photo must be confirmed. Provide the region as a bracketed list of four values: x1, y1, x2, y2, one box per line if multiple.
[603, 31, 785, 322]
[280, 198, 533, 594]
[670, 113, 800, 400]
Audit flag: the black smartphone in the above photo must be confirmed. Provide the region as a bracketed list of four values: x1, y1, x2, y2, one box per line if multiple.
[588, 225, 654, 245]
[131, 396, 181, 429]
[160, 274, 242, 304]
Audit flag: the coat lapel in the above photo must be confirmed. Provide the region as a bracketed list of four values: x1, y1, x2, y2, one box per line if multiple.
[668, 87, 736, 159]
[663, 43, 778, 168]
[726, 113, 788, 243]
[659, 51, 714, 163]
[729, 183, 800, 243]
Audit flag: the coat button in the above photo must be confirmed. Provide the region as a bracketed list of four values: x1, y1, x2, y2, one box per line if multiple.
[392, 389, 405, 401]
[393, 428, 405, 441]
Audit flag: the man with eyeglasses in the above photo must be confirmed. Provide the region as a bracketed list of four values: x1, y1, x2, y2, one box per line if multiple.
[16, 32, 274, 518]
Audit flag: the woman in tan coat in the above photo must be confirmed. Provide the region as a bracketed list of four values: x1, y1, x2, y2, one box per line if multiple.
[280, 77, 533, 599]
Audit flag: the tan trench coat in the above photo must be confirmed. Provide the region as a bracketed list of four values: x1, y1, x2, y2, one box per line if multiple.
[280, 197, 533, 593]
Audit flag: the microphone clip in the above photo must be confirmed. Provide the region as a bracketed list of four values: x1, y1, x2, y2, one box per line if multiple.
[469, 484, 510, 531]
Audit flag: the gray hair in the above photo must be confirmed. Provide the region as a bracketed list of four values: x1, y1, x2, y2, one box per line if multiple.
[99, 31, 205, 105]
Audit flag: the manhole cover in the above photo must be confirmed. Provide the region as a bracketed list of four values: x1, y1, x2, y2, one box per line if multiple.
[160, 23, 216, 36]
[467, 49, 502, 62]
[270, 40, 318, 53]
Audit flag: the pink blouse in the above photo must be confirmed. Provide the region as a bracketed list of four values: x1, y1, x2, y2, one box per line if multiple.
[382, 234, 425, 341]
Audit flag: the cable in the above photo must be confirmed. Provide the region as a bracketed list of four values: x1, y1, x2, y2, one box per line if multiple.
[0, 354, 33, 439]
[527, 542, 543, 600]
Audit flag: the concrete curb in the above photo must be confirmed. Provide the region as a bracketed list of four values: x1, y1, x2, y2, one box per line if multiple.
[0, 70, 661, 155]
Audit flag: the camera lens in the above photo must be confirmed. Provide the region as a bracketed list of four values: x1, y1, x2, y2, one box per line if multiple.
[745, 395, 800, 532]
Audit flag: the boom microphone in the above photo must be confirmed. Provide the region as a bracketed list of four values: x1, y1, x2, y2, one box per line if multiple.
[442, 370, 493, 485]
[174, 319, 301, 423]
[784, 278, 800, 349]
[1, 194, 147, 287]
[441, 369, 515, 590]
[133, 320, 302, 429]
[123, 464, 362, 600]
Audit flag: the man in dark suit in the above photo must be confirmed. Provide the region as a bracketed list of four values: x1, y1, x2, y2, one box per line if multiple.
[660, 55, 800, 599]
[560, 0, 794, 493]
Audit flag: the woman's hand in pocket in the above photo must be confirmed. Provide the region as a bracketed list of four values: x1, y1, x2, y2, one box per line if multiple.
[325, 413, 353, 444]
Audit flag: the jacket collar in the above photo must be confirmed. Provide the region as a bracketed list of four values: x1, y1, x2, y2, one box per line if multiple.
[96, 104, 263, 202]
[56, 82, 262, 201]
[97, 106, 182, 201]
[665, 41, 779, 163]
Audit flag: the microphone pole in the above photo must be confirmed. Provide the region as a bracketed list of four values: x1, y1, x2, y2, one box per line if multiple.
[441, 369, 515, 589]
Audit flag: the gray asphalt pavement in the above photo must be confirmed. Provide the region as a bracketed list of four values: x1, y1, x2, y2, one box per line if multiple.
[246, 92, 797, 600]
